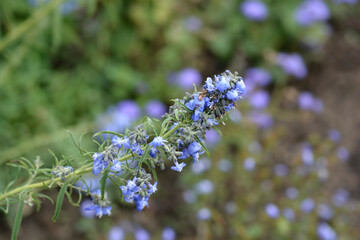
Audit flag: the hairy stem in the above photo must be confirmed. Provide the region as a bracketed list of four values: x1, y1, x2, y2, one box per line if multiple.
[0, 124, 181, 202]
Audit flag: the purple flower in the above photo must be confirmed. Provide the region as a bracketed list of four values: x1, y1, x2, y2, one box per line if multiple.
[162, 227, 176, 240]
[243, 157, 256, 171]
[249, 90, 270, 109]
[184, 16, 203, 32]
[283, 208, 296, 221]
[229, 109, 242, 123]
[108, 226, 125, 240]
[300, 198, 315, 213]
[216, 76, 231, 92]
[117, 100, 141, 120]
[332, 188, 349, 206]
[80, 199, 96, 218]
[145, 100, 167, 118]
[205, 129, 221, 148]
[295, 0, 330, 26]
[245, 67, 271, 86]
[298, 92, 323, 113]
[336, 147, 349, 162]
[240, 0, 268, 21]
[197, 208, 211, 220]
[265, 203, 279, 218]
[317, 223, 337, 240]
[274, 164, 288, 177]
[328, 129, 341, 142]
[134, 228, 150, 240]
[176, 68, 202, 90]
[227, 89, 239, 101]
[195, 179, 214, 194]
[285, 187, 299, 199]
[277, 53, 307, 79]
[248, 111, 273, 129]
[217, 159, 232, 172]
[191, 157, 211, 174]
[317, 204, 334, 220]
[302, 143, 314, 166]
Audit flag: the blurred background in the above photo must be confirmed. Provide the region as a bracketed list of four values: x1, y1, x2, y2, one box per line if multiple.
[0, 0, 360, 239]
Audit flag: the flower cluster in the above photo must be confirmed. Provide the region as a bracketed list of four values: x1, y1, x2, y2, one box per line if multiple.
[88, 70, 245, 215]
[85, 190, 112, 218]
[52, 166, 73, 181]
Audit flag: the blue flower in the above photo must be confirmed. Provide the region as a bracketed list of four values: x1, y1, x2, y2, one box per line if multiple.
[277, 53, 307, 79]
[92, 153, 108, 175]
[236, 80, 246, 94]
[317, 222, 337, 240]
[112, 136, 131, 149]
[295, 0, 330, 26]
[300, 198, 315, 213]
[85, 190, 112, 218]
[226, 89, 239, 101]
[110, 160, 123, 174]
[204, 78, 215, 92]
[134, 195, 149, 211]
[131, 143, 144, 155]
[149, 148, 158, 158]
[150, 136, 168, 147]
[215, 76, 230, 92]
[240, 0, 268, 22]
[245, 67, 271, 86]
[171, 161, 187, 172]
[148, 182, 158, 194]
[265, 203, 279, 218]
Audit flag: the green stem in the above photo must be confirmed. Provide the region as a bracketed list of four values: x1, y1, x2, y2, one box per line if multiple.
[0, 124, 182, 202]
[0, 0, 66, 53]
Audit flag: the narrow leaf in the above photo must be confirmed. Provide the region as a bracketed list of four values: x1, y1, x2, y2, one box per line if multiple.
[11, 195, 25, 240]
[52, 179, 71, 222]
[100, 168, 110, 200]
[194, 135, 210, 158]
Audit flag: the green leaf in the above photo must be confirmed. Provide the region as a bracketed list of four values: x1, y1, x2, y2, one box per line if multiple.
[138, 146, 150, 173]
[33, 193, 54, 205]
[144, 161, 157, 182]
[192, 83, 198, 93]
[212, 125, 223, 137]
[146, 117, 159, 136]
[100, 168, 110, 200]
[11, 195, 25, 240]
[52, 179, 71, 222]
[194, 135, 210, 158]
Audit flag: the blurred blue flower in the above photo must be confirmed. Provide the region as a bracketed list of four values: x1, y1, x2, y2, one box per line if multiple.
[336, 147, 349, 162]
[145, 100, 167, 118]
[283, 208, 296, 221]
[245, 67, 271, 86]
[229, 109, 242, 123]
[295, 0, 330, 26]
[240, 0, 268, 21]
[172, 68, 202, 90]
[134, 228, 150, 240]
[217, 159, 233, 172]
[118, 100, 142, 120]
[205, 129, 221, 148]
[298, 92, 323, 113]
[248, 141, 262, 154]
[277, 53, 307, 79]
[225, 201, 237, 214]
[191, 157, 211, 174]
[300, 198, 315, 213]
[265, 203, 280, 218]
[28, 0, 78, 15]
[317, 204, 334, 220]
[328, 129, 341, 143]
[184, 16, 203, 32]
[248, 111, 273, 129]
[243, 157, 256, 171]
[171, 161, 186, 172]
[183, 190, 197, 204]
[249, 90, 270, 109]
[197, 208, 211, 220]
[317, 222, 337, 240]
[195, 179, 214, 195]
[274, 164, 289, 177]
[80, 199, 96, 218]
[332, 188, 349, 206]
[302, 143, 314, 166]
[108, 226, 125, 240]
[162, 227, 176, 240]
[285, 187, 299, 199]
